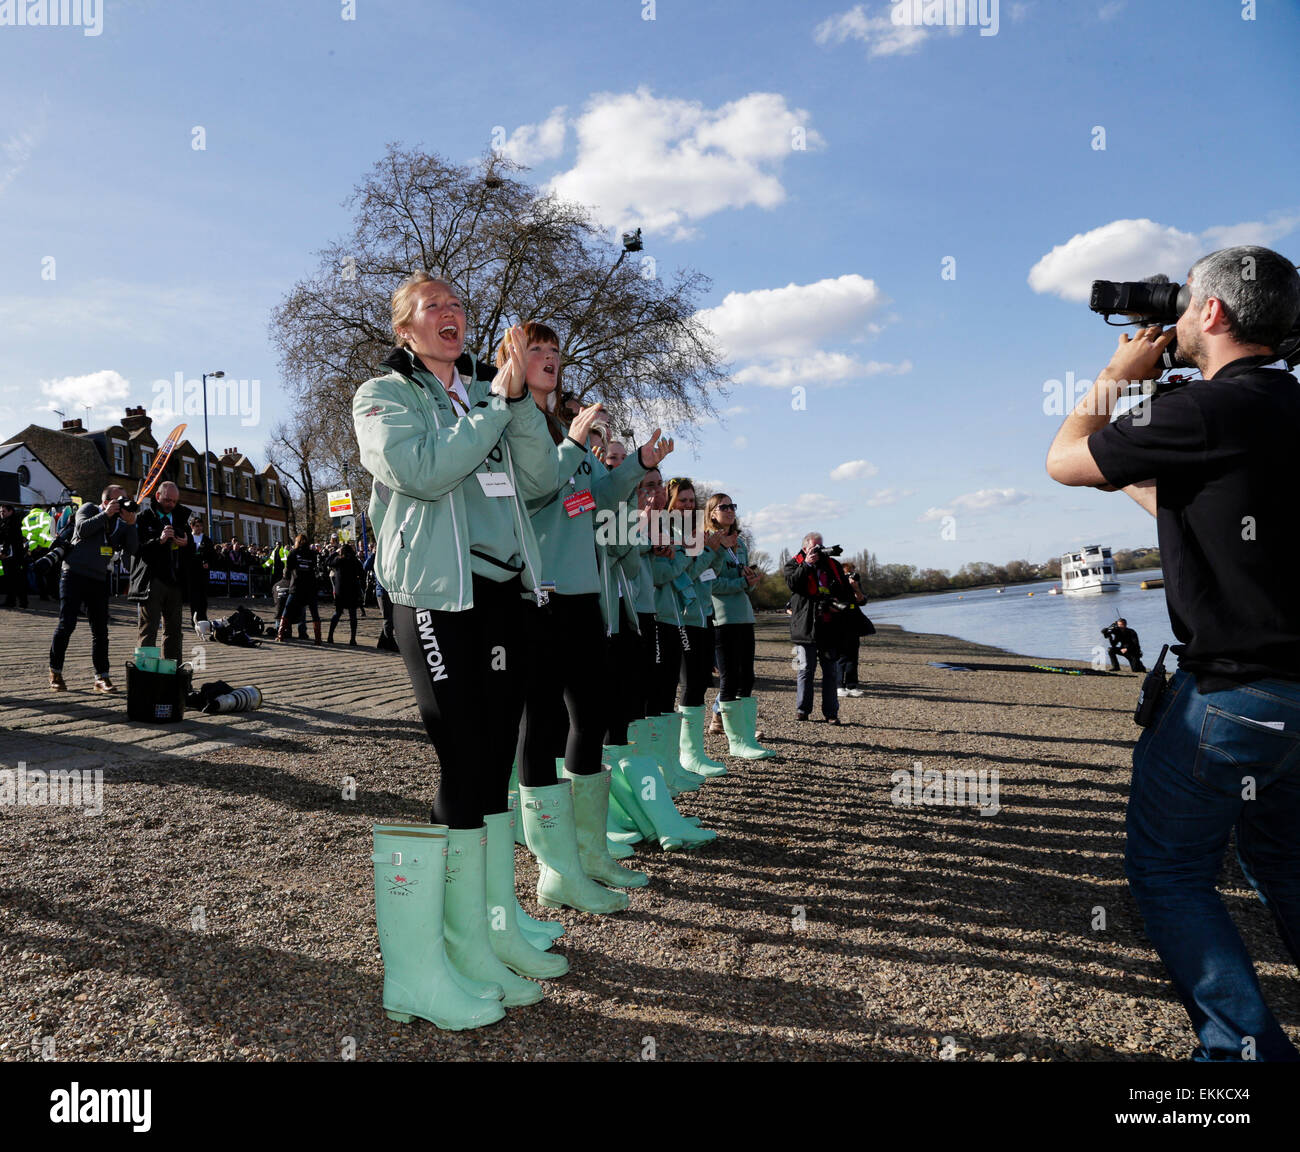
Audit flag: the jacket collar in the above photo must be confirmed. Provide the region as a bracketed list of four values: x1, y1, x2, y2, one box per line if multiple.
[381, 346, 499, 388]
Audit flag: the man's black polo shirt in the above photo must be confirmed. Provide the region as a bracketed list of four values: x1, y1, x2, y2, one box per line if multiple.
[1089, 354, 1300, 690]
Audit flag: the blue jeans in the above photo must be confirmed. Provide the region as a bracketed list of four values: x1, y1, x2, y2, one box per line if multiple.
[1126, 669, 1300, 1061]
[795, 642, 840, 718]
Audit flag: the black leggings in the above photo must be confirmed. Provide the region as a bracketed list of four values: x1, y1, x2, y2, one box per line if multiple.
[605, 602, 647, 745]
[715, 622, 756, 700]
[650, 621, 684, 716]
[329, 604, 358, 639]
[678, 622, 714, 707]
[283, 587, 319, 624]
[392, 576, 528, 828]
[516, 592, 609, 784]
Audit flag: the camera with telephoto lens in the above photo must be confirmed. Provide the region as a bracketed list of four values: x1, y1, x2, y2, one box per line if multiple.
[32, 537, 69, 578]
[116, 496, 140, 514]
[1089, 267, 1300, 395]
[809, 543, 843, 558]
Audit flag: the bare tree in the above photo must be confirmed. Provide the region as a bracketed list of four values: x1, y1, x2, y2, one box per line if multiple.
[270, 145, 728, 482]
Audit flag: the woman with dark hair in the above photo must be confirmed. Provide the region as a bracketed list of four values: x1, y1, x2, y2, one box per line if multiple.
[326, 541, 365, 645]
[514, 321, 674, 907]
[276, 533, 322, 644]
[704, 493, 773, 758]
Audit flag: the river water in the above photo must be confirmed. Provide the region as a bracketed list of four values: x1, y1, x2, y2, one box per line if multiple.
[867, 568, 1177, 667]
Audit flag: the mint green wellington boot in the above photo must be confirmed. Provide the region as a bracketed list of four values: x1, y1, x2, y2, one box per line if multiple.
[372, 823, 506, 1029]
[721, 697, 775, 759]
[678, 704, 727, 776]
[507, 793, 565, 946]
[482, 812, 570, 979]
[443, 826, 545, 1007]
[508, 764, 527, 847]
[606, 807, 640, 856]
[519, 782, 630, 913]
[564, 765, 649, 888]
[741, 696, 776, 757]
[609, 752, 718, 851]
[645, 714, 702, 794]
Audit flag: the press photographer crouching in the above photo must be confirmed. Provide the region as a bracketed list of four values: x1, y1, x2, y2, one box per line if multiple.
[1047, 244, 1300, 1062]
[48, 485, 139, 692]
[1101, 618, 1145, 673]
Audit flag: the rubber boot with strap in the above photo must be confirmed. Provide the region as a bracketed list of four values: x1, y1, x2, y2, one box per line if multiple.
[646, 714, 701, 794]
[721, 697, 775, 759]
[678, 704, 727, 776]
[371, 823, 505, 1030]
[519, 781, 630, 913]
[482, 812, 570, 979]
[442, 826, 545, 1007]
[563, 766, 649, 889]
[507, 788, 564, 947]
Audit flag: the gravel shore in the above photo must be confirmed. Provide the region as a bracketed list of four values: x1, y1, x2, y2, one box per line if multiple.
[2, 602, 1296, 1061]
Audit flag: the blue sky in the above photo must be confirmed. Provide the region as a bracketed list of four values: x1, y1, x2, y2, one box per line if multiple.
[2, 0, 1298, 569]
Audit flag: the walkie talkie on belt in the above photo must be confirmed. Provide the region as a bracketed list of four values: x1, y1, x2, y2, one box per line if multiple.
[1134, 644, 1171, 727]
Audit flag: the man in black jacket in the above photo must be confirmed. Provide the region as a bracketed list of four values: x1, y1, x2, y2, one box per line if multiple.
[1047, 244, 1300, 1062]
[1101, 618, 1145, 672]
[1, 503, 29, 609]
[783, 532, 856, 723]
[129, 482, 192, 662]
[187, 513, 215, 629]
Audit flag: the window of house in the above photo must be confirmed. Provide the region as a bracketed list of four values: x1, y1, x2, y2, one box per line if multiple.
[113, 442, 127, 473]
[208, 465, 217, 493]
[141, 449, 153, 476]
[223, 469, 234, 496]
[267, 481, 277, 506]
[183, 459, 194, 488]
[17, 464, 30, 486]
[244, 475, 253, 501]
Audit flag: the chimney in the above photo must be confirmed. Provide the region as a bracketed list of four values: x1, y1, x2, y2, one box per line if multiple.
[121, 405, 152, 433]
[61, 418, 83, 432]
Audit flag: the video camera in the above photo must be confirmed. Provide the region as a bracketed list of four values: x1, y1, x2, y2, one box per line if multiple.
[1089, 268, 1300, 395]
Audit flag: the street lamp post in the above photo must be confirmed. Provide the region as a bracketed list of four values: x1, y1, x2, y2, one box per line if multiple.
[202, 370, 225, 539]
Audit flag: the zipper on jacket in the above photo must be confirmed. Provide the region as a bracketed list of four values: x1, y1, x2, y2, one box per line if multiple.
[425, 378, 467, 610]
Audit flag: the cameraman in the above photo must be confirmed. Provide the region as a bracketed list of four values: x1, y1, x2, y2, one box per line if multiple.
[1047, 244, 1300, 1062]
[1101, 617, 1145, 673]
[49, 484, 138, 692]
[783, 532, 855, 724]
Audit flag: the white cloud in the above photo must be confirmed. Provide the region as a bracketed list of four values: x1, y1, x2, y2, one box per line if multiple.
[39, 370, 132, 424]
[732, 435, 748, 450]
[919, 488, 1031, 521]
[830, 459, 879, 482]
[1097, 1, 1125, 20]
[1028, 216, 1300, 302]
[697, 275, 886, 360]
[545, 89, 824, 240]
[498, 107, 568, 167]
[814, 4, 929, 57]
[749, 492, 850, 549]
[865, 487, 916, 507]
[731, 352, 912, 388]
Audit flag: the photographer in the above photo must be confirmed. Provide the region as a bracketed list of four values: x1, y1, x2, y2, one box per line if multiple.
[783, 532, 855, 724]
[48, 484, 138, 692]
[1047, 244, 1300, 1062]
[128, 481, 192, 663]
[1101, 617, 1145, 673]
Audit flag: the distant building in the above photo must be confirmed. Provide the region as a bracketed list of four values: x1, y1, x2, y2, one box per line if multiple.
[2, 407, 289, 545]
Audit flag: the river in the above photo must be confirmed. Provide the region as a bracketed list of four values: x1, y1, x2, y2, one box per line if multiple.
[866, 568, 1176, 668]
